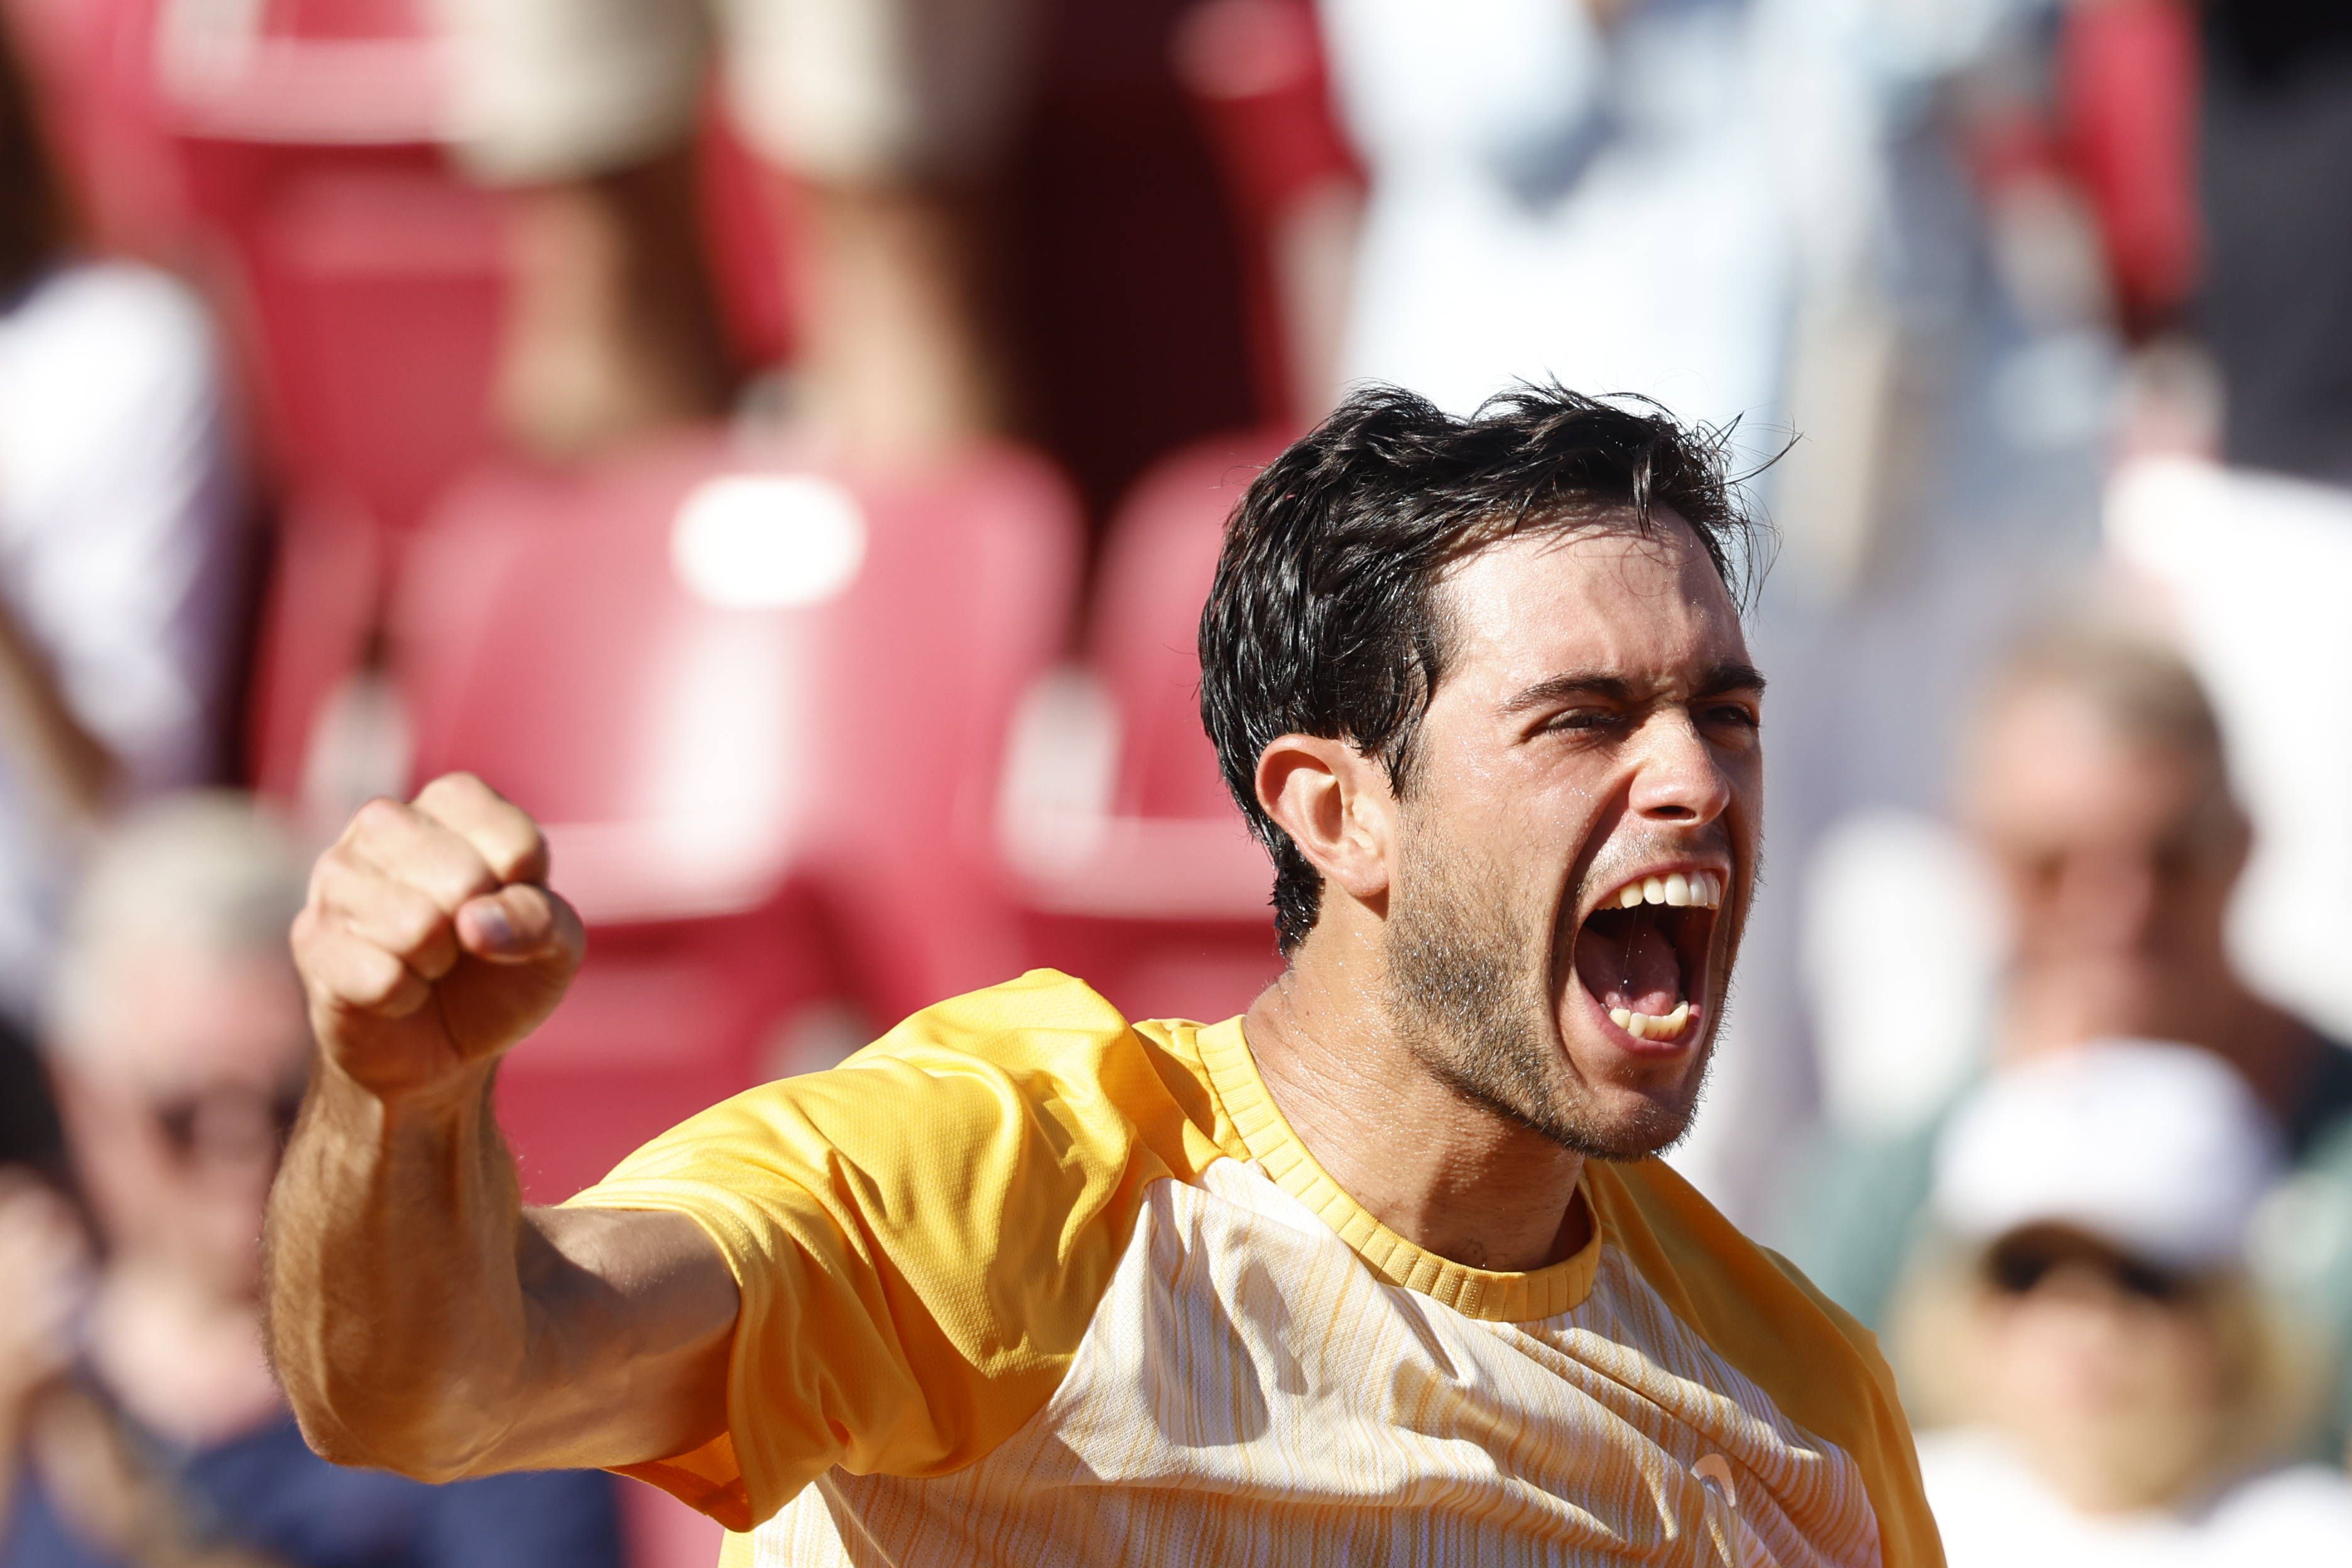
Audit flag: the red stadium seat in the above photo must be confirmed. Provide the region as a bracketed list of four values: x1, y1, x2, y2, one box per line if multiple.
[1005, 432, 1283, 1023]
[1021, 7, 1341, 1018]
[154, 0, 505, 540]
[389, 432, 1083, 1201]
[129, 0, 506, 796]
[1173, 0, 1361, 430]
[154, 0, 804, 800]
[2059, 0, 2200, 335]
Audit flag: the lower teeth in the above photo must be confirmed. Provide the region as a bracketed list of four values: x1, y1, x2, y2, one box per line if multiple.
[1608, 1001, 1690, 1040]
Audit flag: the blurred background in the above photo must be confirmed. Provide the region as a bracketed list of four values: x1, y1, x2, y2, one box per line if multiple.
[1, 0, 2350, 1563]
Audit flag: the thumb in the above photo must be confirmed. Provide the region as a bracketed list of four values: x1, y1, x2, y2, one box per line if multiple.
[454, 885, 584, 970]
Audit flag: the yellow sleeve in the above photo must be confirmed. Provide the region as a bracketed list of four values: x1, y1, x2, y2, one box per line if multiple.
[560, 971, 1226, 1531]
[1587, 1160, 1948, 1568]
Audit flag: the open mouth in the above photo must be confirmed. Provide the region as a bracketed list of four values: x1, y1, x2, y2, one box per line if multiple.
[1571, 870, 1723, 1045]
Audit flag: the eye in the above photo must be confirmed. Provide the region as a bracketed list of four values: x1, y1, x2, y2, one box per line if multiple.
[1702, 702, 1760, 732]
[1545, 709, 1621, 734]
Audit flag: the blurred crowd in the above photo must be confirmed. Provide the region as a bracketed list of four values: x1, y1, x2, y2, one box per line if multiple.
[1, 0, 2350, 1564]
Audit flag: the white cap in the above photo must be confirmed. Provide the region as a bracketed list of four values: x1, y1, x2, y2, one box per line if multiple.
[1931, 1040, 2287, 1273]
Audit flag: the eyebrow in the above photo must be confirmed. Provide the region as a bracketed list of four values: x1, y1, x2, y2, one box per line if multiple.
[1500, 661, 1767, 715]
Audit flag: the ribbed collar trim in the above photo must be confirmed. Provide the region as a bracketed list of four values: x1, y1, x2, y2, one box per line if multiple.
[1194, 1015, 1601, 1322]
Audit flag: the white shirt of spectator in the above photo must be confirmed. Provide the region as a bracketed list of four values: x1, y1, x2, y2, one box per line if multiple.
[1922, 1426, 2352, 1567]
[0, 261, 239, 1023]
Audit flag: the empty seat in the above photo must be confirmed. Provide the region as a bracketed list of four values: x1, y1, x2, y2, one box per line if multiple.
[1173, 0, 1361, 430]
[1004, 431, 1284, 1023]
[390, 431, 1083, 1200]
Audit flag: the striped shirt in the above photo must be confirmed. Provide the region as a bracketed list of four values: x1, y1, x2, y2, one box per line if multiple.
[569, 971, 1942, 1566]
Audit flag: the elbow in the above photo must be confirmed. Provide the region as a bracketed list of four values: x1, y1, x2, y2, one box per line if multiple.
[278, 1363, 517, 1483]
[286, 1398, 511, 1484]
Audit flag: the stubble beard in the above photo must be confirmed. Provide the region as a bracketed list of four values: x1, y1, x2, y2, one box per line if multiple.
[1379, 827, 1712, 1162]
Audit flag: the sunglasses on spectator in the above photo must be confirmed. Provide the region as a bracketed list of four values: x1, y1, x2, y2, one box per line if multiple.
[148, 1077, 307, 1163]
[1983, 1230, 2196, 1304]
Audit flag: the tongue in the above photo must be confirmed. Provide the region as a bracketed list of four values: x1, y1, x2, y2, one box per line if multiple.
[1575, 910, 1685, 1016]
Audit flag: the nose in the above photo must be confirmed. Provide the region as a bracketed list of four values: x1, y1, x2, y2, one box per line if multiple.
[2058, 849, 2162, 950]
[1628, 711, 1734, 826]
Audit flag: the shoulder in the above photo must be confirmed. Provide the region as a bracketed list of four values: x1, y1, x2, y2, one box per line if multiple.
[2209, 1464, 2352, 1537]
[572, 972, 1236, 1522]
[0, 263, 220, 500]
[1589, 1158, 1944, 1565]
[1, 262, 216, 386]
[585, 970, 1224, 1200]
[1591, 1157, 1892, 1373]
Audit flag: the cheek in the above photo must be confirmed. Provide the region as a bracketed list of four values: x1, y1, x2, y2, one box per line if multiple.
[1414, 768, 1590, 886]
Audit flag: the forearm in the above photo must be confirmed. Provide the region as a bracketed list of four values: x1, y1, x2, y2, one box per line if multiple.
[265, 1062, 533, 1479]
[278, 776, 741, 1478]
[0, 594, 117, 830]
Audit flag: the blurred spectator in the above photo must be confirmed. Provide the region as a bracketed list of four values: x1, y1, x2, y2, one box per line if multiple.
[1311, 0, 2040, 449]
[1780, 623, 2352, 1337]
[0, 795, 624, 1567]
[2199, 3, 2352, 485]
[0, 18, 243, 1029]
[433, 0, 1035, 469]
[1907, 1042, 2352, 1560]
[1315, 0, 1797, 438]
[0, 1025, 60, 1182]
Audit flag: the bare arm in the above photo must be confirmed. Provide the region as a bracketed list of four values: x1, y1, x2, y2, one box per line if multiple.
[265, 774, 739, 1481]
[0, 592, 117, 833]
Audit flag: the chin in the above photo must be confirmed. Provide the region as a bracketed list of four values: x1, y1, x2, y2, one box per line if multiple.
[1532, 1031, 1711, 1160]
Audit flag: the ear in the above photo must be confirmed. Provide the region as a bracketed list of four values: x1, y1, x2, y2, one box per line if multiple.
[1255, 734, 1397, 908]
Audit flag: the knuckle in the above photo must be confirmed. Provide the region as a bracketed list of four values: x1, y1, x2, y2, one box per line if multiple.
[418, 852, 496, 910]
[345, 947, 410, 1008]
[377, 896, 439, 954]
[351, 796, 410, 841]
[417, 771, 488, 808]
[484, 818, 543, 881]
[312, 844, 363, 897]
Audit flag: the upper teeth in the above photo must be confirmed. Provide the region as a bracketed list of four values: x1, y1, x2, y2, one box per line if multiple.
[1614, 871, 1723, 910]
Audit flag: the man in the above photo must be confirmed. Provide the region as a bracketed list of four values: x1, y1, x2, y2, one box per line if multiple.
[267, 386, 1941, 1563]
[0, 795, 621, 1567]
[1912, 1042, 2352, 1562]
[1783, 625, 2352, 1337]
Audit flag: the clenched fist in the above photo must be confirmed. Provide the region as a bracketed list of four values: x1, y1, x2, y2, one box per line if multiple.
[293, 773, 583, 1105]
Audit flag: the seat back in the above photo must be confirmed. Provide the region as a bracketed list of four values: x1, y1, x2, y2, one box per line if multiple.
[1091, 433, 1275, 821]
[1007, 432, 1283, 1021]
[391, 433, 1082, 1195]
[153, 0, 504, 536]
[1172, 0, 1359, 428]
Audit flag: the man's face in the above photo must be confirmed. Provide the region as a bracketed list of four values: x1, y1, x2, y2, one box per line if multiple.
[1973, 1233, 2231, 1512]
[58, 947, 311, 1302]
[1378, 516, 1763, 1158]
[1966, 684, 2242, 1043]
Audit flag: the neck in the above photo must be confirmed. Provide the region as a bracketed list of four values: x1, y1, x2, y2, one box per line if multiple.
[1243, 942, 1589, 1274]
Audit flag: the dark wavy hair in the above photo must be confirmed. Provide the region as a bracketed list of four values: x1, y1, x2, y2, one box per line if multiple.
[1198, 382, 1765, 952]
[0, 18, 69, 305]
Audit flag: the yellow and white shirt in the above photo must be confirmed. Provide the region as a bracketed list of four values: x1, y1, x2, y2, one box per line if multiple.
[569, 971, 1943, 1566]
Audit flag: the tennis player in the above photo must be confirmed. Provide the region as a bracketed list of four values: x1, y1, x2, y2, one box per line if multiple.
[268, 385, 1942, 1565]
